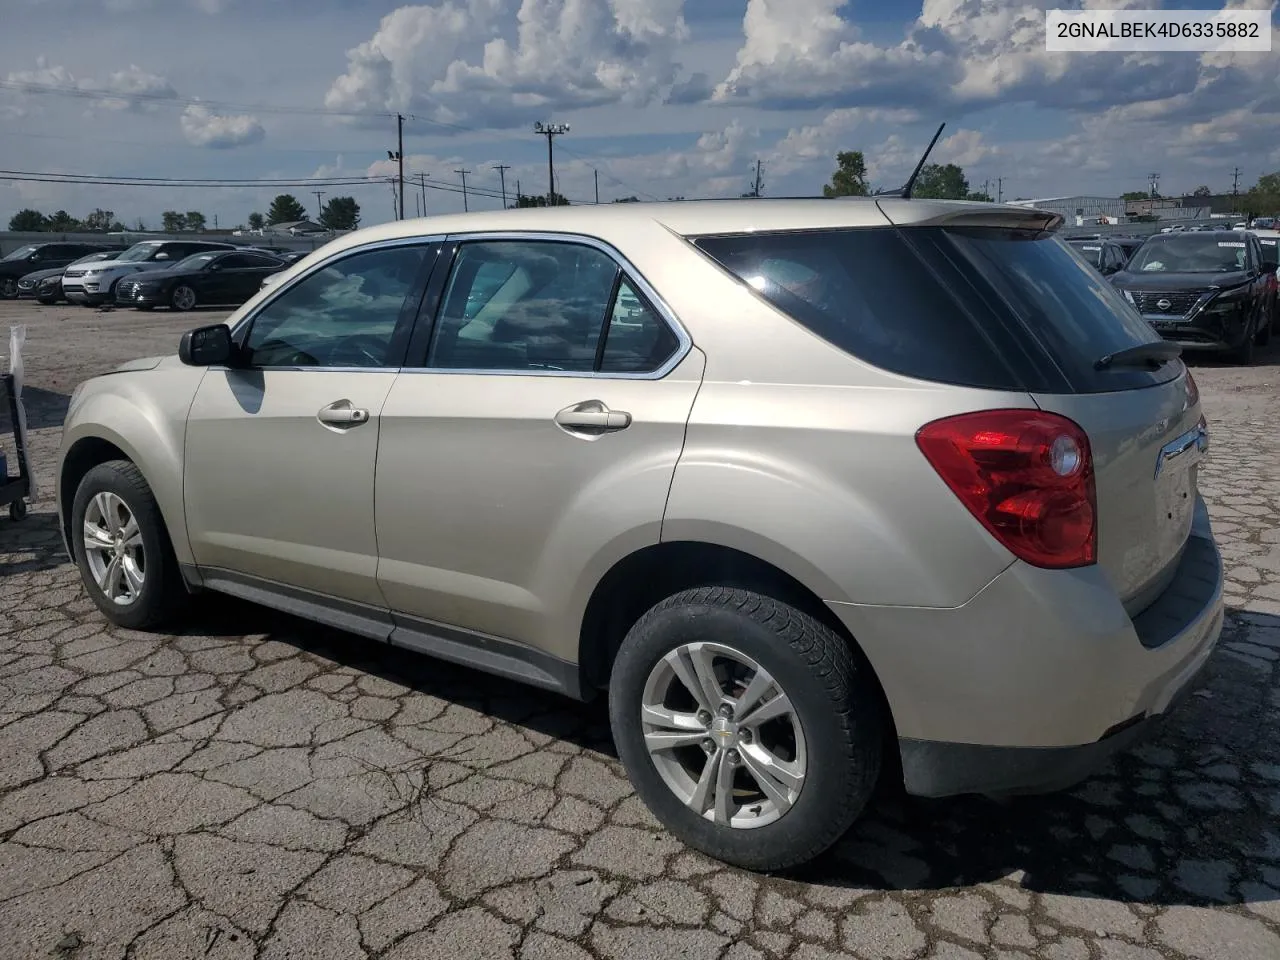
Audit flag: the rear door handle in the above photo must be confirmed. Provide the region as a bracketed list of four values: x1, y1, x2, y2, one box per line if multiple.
[317, 399, 370, 428]
[554, 400, 631, 436]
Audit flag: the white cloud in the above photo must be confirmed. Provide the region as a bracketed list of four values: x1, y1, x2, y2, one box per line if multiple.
[4, 58, 176, 113]
[325, 0, 691, 129]
[180, 104, 265, 148]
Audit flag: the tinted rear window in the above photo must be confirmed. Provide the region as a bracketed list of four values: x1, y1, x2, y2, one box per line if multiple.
[694, 226, 1179, 394]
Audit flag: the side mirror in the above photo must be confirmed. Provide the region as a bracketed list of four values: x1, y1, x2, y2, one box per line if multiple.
[179, 323, 234, 366]
[154, 252, 170, 261]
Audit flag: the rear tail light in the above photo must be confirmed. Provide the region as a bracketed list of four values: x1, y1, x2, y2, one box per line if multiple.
[916, 409, 1097, 569]
[1184, 369, 1199, 409]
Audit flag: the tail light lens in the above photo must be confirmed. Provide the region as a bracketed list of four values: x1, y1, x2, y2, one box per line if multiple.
[916, 410, 1097, 569]
[1184, 369, 1199, 409]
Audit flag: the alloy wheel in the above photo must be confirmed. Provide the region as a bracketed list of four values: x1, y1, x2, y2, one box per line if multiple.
[82, 491, 146, 606]
[640, 641, 807, 829]
[173, 286, 197, 311]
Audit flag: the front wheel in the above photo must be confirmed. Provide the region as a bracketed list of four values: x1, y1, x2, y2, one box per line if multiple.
[0, 278, 18, 299]
[609, 586, 883, 872]
[71, 460, 186, 630]
[171, 285, 197, 311]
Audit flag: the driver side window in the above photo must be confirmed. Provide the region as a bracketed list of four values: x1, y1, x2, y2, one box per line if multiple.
[242, 244, 429, 368]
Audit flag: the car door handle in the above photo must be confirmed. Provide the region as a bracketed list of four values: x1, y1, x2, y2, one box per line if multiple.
[317, 399, 370, 428]
[554, 401, 631, 435]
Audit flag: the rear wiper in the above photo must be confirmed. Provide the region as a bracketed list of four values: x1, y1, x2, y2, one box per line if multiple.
[1094, 341, 1182, 370]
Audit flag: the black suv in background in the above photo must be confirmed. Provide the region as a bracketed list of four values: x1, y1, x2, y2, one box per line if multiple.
[0, 242, 120, 298]
[1066, 237, 1131, 276]
[1109, 230, 1277, 364]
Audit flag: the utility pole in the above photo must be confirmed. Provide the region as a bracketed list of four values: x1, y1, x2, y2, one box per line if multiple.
[1231, 166, 1241, 212]
[594, 169, 599, 205]
[997, 177, 1003, 203]
[455, 168, 472, 212]
[1148, 172, 1160, 198]
[417, 173, 427, 217]
[494, 164, 510, 209]
[748, 159, 765, 198]
[515, 179, 521, 206]
[312, 190, 325, 224]
[387, 115, 405, 220]
[534, 121, 570, 205]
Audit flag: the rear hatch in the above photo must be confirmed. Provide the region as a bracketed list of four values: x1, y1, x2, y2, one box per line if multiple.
[694, 202, 1204, 613]
[877, 203, 1204, 610]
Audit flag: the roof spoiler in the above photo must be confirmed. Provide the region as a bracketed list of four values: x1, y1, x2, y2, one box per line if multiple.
[877, 199, 1064, 234]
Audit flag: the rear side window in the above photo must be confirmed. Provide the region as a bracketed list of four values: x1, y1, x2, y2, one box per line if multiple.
[694, 226, 1178, 394]
[693, 228, 1017, 389]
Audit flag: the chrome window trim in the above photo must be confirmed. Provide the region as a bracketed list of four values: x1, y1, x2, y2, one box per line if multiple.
[227, 234, 447, 340]
[399, 229, 693, 382]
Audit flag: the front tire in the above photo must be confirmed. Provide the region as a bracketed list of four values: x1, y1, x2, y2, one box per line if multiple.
[609, 586, 883, 872]
[71, 460, 186, 630]
[0, 278, 18, 299]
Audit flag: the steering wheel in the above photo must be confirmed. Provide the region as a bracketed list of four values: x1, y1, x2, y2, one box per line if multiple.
[325, 334, 387, 367]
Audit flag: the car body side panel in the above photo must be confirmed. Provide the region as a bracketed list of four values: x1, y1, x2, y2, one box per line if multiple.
[374, 348, 706, 661]
[56, 360, 205, 566]
[663, 380, 1030, 609]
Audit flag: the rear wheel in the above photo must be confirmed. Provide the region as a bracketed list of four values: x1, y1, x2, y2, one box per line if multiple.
[71, 460, 187, 630]
[609, 586, 883, 871]
[0, 278, 17, 299]
[171, 285, 197, 311]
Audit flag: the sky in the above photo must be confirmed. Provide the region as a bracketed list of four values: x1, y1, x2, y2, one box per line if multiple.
[1, 0, 1278, 229]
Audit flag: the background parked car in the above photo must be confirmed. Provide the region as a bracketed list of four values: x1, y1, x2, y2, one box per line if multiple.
[62, 239, 236, 306]
[1109, 230, 1276, 363]
[1066, 238, 1130, 276]
[115, 249, 287, 311]
[19, 250, 119, 303]
[0, 242, 119, 299]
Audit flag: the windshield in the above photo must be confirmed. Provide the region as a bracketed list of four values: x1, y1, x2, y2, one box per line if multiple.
[116, 243, 163, 263]
[1069, 242, 1103, 267]
[2, 245, 39, 262]
[173, 252, 219, 271]
[1128, 236, 1249, 273]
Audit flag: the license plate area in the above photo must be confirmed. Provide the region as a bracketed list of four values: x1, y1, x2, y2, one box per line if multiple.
[1153, 427, 1203, 556]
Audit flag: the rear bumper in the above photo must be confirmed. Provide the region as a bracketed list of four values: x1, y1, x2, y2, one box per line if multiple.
[829, 495, 1223, 798]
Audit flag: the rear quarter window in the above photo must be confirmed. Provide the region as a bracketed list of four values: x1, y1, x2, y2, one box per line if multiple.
[693, 226, 1180, 394]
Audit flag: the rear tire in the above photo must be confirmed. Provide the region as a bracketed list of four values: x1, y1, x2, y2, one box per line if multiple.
[0, 278, 17, 299]
[609, 586, 883, 872]
[71, 460, 187, 630]
[171, 285, 197, 311]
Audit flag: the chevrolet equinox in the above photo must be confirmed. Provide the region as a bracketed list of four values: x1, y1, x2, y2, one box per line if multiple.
[56, 198, 1224, 871]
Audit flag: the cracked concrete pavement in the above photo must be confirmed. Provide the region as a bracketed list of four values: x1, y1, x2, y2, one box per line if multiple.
[1, 300, 1279, 959]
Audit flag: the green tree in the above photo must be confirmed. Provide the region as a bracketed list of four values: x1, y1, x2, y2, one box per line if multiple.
[247, 212, 265, 230]
[8, 209, 46, 231]
[1191, 185, 1212, 198]
[613, 196, 640, 203]
[46, 210, 81, 231]
[1246, 171, 1280, 215]
[83, 208, 116, 232]
[184, 211, 207, 232]
[966, 190, 994, 202]
[267, 194, 308, 224]
[319, 196, 360, 231]
[161, 211, 187, 232]
[108, 220, 127, 232]
[822, 150, 869, 198]
[135, 218, 147, 231]
[912, 163, 969, 200]
[514, 192, 570, 207]
[1123, 190, 1152, 201]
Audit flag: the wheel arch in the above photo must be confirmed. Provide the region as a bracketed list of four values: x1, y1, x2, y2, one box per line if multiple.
[577, 538, 900, 768]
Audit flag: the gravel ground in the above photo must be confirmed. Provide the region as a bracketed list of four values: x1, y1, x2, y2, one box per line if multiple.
[1, 299, 1279, 960]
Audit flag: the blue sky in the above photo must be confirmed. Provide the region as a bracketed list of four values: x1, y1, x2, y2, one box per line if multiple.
[2, 0, 1277, 228]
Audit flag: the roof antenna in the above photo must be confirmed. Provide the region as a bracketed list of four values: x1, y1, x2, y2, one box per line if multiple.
[875, 122, 945, 200]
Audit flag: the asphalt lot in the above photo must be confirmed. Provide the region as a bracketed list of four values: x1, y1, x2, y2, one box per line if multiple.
[1, 298, 1279, 960]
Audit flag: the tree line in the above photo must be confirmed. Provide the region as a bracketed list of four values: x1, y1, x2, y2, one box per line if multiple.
[7, 193, 361, 234]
